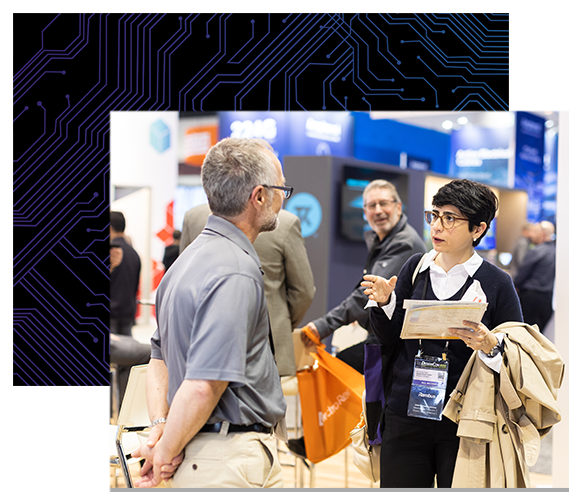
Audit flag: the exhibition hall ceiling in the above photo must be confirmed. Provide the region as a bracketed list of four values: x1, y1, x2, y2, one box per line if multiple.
[370, 111, 558, 134]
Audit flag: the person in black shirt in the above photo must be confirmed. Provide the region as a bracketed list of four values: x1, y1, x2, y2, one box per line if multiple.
[110, 211, 141, 337]
[514, 221, 556, 330]
[162, 230, 181, 272]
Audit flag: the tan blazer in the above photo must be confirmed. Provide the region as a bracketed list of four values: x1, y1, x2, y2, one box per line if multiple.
[443, 322, 564, 488]
[180, 204, 316, 376]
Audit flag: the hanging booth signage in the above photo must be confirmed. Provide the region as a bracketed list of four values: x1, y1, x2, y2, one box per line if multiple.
[183, 124, 218, 166]
[218, 111, 354, 163]
[218, 111, 288, 163]
[288, 112, 354, 157]
[541, 129, 558, 224]
[515, 112, 546, 222]
[448, 126, 512, 187]
[407, 155, 431, 171]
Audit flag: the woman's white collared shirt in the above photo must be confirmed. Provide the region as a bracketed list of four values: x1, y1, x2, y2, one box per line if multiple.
[365, 250, 504, 372]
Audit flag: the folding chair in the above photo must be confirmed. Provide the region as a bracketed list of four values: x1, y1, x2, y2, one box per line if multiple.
[276, 331, 317, 487]
[110, 363, 120, 424]
[113, 364, 151, 488]
[280, 375, 315, 488]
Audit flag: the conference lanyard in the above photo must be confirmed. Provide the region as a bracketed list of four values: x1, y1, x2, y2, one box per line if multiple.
[406, 269, 471, 421]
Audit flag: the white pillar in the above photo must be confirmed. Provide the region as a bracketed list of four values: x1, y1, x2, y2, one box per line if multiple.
[552, 112, 569, 488]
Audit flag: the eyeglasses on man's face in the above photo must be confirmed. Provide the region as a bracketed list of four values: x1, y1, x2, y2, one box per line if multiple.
[363, 199, 397, 211]
[425, 210, 469, 229]
[263, 185, 294, 199]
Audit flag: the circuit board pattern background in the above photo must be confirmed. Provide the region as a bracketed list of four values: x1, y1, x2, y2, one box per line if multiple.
[13, 13, 509, 385]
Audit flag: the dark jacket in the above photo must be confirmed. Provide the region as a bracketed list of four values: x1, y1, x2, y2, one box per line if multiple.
[312, 213, 426, 342]
[110, 237, 141, 320]
[162, 244, 180, 272]
[514, 241, 556, 294]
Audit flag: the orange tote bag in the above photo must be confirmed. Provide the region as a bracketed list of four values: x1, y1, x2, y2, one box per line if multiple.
[296, 327, 365, 463]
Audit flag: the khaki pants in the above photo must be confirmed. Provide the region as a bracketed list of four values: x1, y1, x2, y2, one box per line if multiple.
[167, 430, 283, 488]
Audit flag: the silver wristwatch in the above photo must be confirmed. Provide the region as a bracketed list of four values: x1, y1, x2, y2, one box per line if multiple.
[486, 340, 503, 358]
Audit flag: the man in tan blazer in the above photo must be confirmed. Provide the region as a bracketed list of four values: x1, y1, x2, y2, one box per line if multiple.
[180, 203, 316, 376]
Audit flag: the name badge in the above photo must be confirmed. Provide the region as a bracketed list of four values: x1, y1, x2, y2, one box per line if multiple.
[407, 355, 449, 421]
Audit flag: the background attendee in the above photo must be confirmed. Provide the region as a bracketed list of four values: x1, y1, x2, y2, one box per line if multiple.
[515, 220, 556, 330]
[180, 203, 315, 377]
[133, 138, 288, 488]
[109, 239, 150, 412]
[302, 179, 426, 373]
[542, 280, 556, 343]
[362, 178, 522, 488]
[110, 243, 123, 273]
[110, 211, 141, 337]
[162, 229, 181, 272]
[179, 203, 210, 252]
[509, 222, 533, 277]
[287, 179, 426, 461]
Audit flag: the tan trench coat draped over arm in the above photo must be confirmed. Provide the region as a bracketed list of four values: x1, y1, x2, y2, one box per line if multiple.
[443, 322, 564, 488]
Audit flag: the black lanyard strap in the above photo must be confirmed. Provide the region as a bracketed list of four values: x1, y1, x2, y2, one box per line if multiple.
[421, 268, 473, 301]
[418, 268, 469, 360]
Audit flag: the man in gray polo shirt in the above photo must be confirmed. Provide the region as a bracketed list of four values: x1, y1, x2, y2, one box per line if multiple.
[133, 138, 289, 488]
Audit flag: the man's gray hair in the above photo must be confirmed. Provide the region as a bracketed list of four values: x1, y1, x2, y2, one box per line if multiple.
[362, 179, 401, 204]
[540, 220, 555, 241]
[201, 138, 280, 217]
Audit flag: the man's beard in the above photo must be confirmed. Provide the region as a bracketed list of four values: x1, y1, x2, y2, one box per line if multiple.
[259, 211, 279, 233]
[259, 198, 280, 233]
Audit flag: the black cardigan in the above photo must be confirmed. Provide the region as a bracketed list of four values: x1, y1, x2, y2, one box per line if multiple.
[369, 252, 523, 419]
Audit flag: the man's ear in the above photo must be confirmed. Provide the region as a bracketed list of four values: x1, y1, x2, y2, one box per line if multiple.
[250, 185, 266, 208]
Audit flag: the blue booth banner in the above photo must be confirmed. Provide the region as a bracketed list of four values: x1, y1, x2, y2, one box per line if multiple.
[287, 112, 354, 157]
[541, 129, 558, 224]
[448, 125, 512, 187]
[515, 112, 546, 222]
[218, 111, 289, 161]
[218, 111, 354, 163]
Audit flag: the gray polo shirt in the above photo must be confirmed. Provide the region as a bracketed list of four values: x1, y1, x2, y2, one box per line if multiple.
[151, 215, 286, 427]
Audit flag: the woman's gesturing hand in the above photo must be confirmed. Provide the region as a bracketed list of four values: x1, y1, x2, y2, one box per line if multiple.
[361, 275, 398, 306]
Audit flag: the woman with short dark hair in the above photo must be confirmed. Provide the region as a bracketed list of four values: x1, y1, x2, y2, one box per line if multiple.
[431, 177, 498, 247]
[361, 178, 522, 488]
